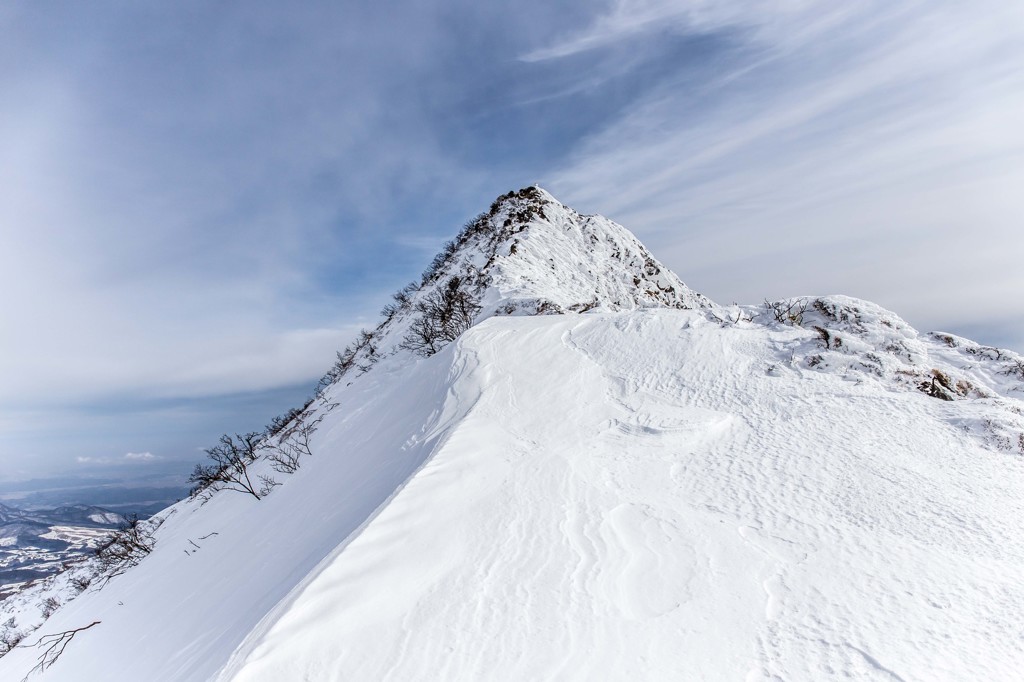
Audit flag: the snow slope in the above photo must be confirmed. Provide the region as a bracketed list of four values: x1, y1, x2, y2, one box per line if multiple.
[2, 188, 1023, 681]
[222, 313, 1024, 682]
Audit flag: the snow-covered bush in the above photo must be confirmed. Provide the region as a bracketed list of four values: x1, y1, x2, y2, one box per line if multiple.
[0, 618, 24, 656]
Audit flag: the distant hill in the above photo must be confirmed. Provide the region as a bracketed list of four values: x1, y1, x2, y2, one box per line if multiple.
[0, 502, 124, 602]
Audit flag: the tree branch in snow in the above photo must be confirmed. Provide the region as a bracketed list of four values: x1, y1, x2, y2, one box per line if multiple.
[22, 621, 100, 681]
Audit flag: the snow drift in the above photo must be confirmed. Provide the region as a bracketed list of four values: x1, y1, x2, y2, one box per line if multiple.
[1, 188, 1023, 681]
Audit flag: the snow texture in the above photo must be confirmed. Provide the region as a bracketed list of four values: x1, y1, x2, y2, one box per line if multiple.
[1, 188, 1022, 682]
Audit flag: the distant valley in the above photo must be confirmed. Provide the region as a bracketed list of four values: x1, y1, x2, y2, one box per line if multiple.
[0, 500, 166, 602]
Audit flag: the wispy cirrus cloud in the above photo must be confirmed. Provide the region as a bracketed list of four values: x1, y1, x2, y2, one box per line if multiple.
[3, 0, 1022, 481]
[540, 0, 1024, 347]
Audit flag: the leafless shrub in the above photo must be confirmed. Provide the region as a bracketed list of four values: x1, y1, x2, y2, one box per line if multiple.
[316, 391, 339, 413]
[954, 379, 975, 397]
[188, 433, 265, 501]
[266, 412, 323, 474]
[95, 514, 155, 576]
[391, 282, 418, 309]
[69, 575, 91, 592]
[40, 597, 60, 619]
[316, 328, 380, 393]
[709, 308, 753, 327]
[266, 445, 301, 474]
[353, 329, 380, 372]
[1003, 360, 1024, 380]
[401, 277, 481, 357]
[764, 299, 808, 326]
[858, 352, 884, 377]
[265, 400, 313, 439]
[1, 618, 25, 657]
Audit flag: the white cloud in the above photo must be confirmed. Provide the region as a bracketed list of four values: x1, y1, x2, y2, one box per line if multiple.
[0, 4, 465, 412]
[74, 451, 160, 466]
[545, 0, 1024, 347]
[520, 0, 850, 62]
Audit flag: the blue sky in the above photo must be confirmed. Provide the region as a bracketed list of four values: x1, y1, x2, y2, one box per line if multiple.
[2, 0, 1023, 482]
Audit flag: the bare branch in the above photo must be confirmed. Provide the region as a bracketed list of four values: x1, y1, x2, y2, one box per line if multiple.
[188, 432, 265, 501]
[22, 621, 101, 681]
[401, 276, 481, 357]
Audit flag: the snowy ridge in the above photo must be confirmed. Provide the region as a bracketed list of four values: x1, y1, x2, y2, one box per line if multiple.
[1, 189, 1022, 681]
[315, 186, 708, 387]
[752, 295, 1024, 456]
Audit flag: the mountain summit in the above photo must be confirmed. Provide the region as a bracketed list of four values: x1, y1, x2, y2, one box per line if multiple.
[2, 189, 1023, 681]
[430, 186, 709, 313]
[317, 186, 709, 384]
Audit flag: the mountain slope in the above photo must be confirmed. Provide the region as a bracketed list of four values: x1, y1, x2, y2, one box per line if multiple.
[221, 312, 1024, 682]
[1, 188, 1022, 681]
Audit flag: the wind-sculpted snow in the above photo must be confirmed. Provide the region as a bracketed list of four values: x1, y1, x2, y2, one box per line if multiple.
[0, 340, 486, 680]
[756, 295, 1024, 457]
[3, 190, 1023, 681]
[208, 312, 1020, 682]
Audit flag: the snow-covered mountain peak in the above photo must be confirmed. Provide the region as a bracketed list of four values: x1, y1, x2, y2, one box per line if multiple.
[464, 186, 710, 314]
[314, 186, 709, 388]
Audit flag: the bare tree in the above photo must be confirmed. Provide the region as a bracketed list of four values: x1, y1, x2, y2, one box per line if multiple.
[266, 444, 301, 474]
[402, 277, 482, 357]
[94, 514, 155, 577]
[189, 432, 265, 501]
[266, 413, 324, 474]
